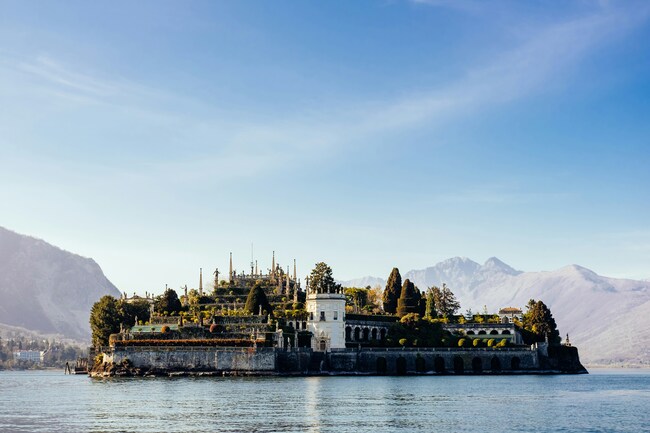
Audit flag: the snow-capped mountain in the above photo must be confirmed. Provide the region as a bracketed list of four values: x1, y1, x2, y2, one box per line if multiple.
[0, 226, 120, 339]
[346, 257, 650, 366]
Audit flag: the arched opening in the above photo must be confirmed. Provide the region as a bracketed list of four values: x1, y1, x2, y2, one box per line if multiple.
[376, 357, 387, 374]
[396, 356, 407, 375]
[434, 356, 445, 373]
[502, 317, 510, 324]
[478, 330, 487, 335]
[371, 328, 378, 340]
[511, 356, 521, 370]
[491, 356, 501, 372]
[415, 356, 426, 373]
[319, 339, 327, 351]
[345, 326, 352, 341]
[501, 330, 511, 335]
[380, 329, 386, 340]
[453, 356, 464, 374]
[472, 357, 482, 373]
[354, 327, 361, 341]
[466, 331, 475, 335]
[363, 328, 370, 341]
[490, 330, 499, 335]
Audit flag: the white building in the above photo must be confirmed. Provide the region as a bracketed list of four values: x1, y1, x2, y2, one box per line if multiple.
[13, 350, 44, 363]
[306, 285, 346, 352]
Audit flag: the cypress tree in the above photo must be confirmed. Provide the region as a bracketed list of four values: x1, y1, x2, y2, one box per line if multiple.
[396, 279, 419, 317]
[245, 283, 271, 315]
[382, 267, 402, 314]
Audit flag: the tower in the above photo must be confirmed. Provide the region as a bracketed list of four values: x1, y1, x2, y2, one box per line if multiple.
[293, 259, 297, 282]
[306, 275, 346, 352]
[271, 251, 276, 281]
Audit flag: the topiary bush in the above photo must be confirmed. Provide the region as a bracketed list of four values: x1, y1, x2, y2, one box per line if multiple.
[487, 339, 496, 347]
[472, 338, 482, 347]
[161, 325, 170, 333]
[399, 338, 408, 346]
[457, 338, 466, 347]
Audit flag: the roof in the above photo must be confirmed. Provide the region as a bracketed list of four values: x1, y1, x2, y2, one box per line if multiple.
[498, 307, 522, 314]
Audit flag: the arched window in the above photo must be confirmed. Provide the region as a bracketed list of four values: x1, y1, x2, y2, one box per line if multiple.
[478, 330, 487, 335]
[396, 357, 407, 375]
[453, 356, 464, 374]
[502, 330, 511, 335]
[434, 356, 445, 373]
[472, 357, 482, 373]
[490, 330, 499, 335]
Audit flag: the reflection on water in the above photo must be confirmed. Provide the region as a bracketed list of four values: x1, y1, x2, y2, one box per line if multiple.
[0, 371, 649, 432]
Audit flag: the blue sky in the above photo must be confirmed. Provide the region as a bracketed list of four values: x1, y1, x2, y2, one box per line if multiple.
[1, 0, 649, 293]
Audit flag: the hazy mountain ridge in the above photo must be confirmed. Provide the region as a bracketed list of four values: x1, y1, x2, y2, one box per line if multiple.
[342, 257, 650, 366]
[0, 226, 120, 340]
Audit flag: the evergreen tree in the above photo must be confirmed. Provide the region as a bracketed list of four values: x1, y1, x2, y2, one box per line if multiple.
[155, 288, 182, 315]
[89, 295, 121, 347]
[433, 283, 460, 318]
[382, 267, 402, 314]
[245, 283, 271, 315]
[425, 288, 438, 319]
[396, 279, 420, 317]
[309, 262, 340, 294]
[523, 299, 561, 345]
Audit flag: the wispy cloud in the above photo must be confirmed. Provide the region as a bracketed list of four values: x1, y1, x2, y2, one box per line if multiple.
[2, 2, 648, 184]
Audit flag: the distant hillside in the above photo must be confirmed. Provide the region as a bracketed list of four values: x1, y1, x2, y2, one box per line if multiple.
[338, 276, 386, 288]
[0, 226, 120, 340]
[346, 257, 650, 366]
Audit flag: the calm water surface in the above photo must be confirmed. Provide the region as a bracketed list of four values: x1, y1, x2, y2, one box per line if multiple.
[1, 369, 648, 432]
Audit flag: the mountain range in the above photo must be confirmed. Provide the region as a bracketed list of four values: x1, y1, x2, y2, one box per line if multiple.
[341, 257, 650, 366]
[1, 225, 647, 365]
[0, 226, 120, 340]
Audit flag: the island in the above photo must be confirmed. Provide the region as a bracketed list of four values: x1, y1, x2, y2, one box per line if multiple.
[89, 255, 587, 377]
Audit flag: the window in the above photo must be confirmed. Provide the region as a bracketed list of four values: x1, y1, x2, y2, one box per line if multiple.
[333, 311, 338, 320]
[310, 312, 314, 321]
[320, 311, 326, 321]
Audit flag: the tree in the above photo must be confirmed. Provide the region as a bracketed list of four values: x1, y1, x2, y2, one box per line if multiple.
[382, 267, 402, 314]
[245, 283, 271, 315]
[309, 262, 341, 294]
[425, 288, 438, 319]
[345, 287, 369, 313]
[90, 295, 121, 347]
[522, 299, 561, 345]
[396, 279, 420, 317]
[118, 299, 150, 326]
[155, 288, 182, 315]
[433, 283, 461, 318]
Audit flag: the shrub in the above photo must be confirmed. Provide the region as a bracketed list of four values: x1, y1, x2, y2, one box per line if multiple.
[487, 339, 496, 347]
[161, 325, 170, 333]
[399, 338, 408, 346]
[472, 338, 482, 347]
[457, 338, 466, 348]
[209, 324, 218, 333]
[496, 339, 508, 347]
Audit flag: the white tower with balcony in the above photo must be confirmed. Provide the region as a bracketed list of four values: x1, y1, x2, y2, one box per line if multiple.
[306, 264, 346, 351]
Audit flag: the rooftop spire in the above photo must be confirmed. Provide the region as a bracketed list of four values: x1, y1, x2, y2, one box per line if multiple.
[199, 268, 203, 296]
[229, 252, 233, 283]
[293, 259, 297, 282]
[271, 251, 276, 280]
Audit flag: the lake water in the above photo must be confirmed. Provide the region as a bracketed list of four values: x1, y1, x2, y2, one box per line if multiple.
[1, 369, 649, 432]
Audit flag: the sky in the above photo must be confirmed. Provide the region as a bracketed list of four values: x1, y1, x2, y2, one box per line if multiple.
[1, 0, 649, 293]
